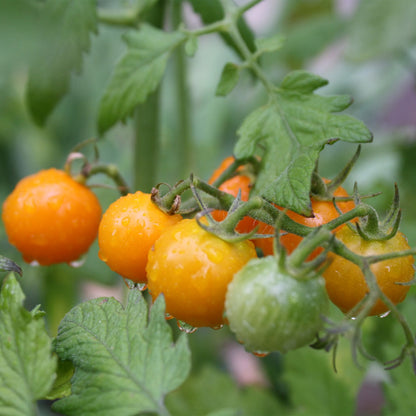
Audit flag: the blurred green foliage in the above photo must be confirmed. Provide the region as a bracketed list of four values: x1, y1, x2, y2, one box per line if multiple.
[1, 0, 416, 415]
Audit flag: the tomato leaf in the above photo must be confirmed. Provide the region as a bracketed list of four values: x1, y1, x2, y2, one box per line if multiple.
[347, 0, 416, 61]
[234, 70, 373, 215]
[26, 0, 97, 125]
[0, 273, 57, 415]
[52, 290, 191, 416]
[97, 24, 186, 135]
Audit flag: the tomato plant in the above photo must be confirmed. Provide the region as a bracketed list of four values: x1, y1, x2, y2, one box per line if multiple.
[146, 218, 257, 328]
[2, 168, 101, 266]
[98, 191, 182, 283]
[323, 226, 415, 316]
[1, 1, 416, 415]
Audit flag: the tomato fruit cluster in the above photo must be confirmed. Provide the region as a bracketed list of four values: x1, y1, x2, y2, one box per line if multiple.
[2, 169, 102, 265]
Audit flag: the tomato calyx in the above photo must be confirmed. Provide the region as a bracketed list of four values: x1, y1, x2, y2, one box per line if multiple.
[191, 178, 265, 243]
[354, 183, 402, 241]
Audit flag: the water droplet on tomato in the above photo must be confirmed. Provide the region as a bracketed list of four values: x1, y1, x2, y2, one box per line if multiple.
[29, 260, 40, 267]
[135, 282, 147, 291]
[378, 311, 390, 318]
[212, 324, 224, 330]
[177, 320, 197, 334]
[69, 257, 86, 268]
[121, 217, 130, 226]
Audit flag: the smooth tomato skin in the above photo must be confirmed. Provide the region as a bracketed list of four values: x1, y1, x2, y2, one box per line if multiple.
[98, 191, 182, 283]
[146, 218, 257, 328]
[254, 184, 355, 259]
[2, 168, 102, 265]
[208, 156, 256, 235]
[225, 256, 328, 353]
[323, 227, 415, 316]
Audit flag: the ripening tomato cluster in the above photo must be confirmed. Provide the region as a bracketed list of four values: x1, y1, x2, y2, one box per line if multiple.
[1, 159, 414, 355]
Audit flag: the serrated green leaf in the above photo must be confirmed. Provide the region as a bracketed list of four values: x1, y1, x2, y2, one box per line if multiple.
[216, 63, 241, 97]
[234, 70, 372, 215]
[98, 24, 186, 134]
[166, 365, 285, 416]
[53, 291, 191, 416]
[26, 0, 97, 125]
[0, 273, 57, 416]
[347, 0, 416, 61]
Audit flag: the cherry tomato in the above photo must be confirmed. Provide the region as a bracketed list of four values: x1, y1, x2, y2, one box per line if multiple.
[146, 218, 257, 328]
[98, 191, 182, 283]
[208, 156, 256, 235]
[253, 183, 355, 259]
[323, 227, 414, 316]
[225, 256, 328, 353]
[2, 168, 102, 265]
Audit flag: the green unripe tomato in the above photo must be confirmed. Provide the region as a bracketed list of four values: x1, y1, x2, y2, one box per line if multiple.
[225, 256, 329, 354]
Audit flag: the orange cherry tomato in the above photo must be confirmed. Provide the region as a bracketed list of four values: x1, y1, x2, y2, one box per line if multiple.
[253, 183, 355, 260]
[208, 156, 256, 235]
[147, 218, 257, 328]
[323, 226, 414, 316]
[2, 168, 102, 265]
[98, 191, 182, 283]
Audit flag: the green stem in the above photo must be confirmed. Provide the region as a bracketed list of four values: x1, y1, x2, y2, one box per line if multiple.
[237, 0, 263, 16]
[172, 0, 193, 177]
[134, 91, 161, 193]
[133, 1, 166, 192]
[87, 164, 130, 195]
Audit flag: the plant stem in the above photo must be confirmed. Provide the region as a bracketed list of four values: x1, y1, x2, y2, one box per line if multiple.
[133, 1, 166, 192]
[172, 0, 193, 177]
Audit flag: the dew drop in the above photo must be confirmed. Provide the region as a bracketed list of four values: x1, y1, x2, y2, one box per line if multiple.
[29, 260, 40, 267]
[211, 324, 224, 330]
[122, 278, 136, 289]
[378, 310, 391, 318]
[68, 257, 86, 268]
[177, 320, 198, 334]
[121, 217, 130, 226]
[135, 282, 147, 291]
